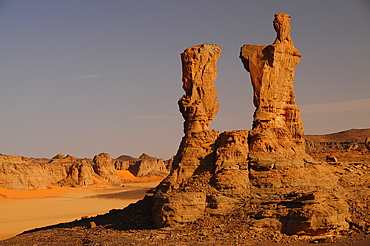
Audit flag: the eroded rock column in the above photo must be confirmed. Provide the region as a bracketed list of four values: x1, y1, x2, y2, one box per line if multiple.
[153, 44, 222, 227]
[239, 13, 349, 235]
[179, 43, 221, 133]
[159, 43, 222, 192]
[240, 13, 306, 158]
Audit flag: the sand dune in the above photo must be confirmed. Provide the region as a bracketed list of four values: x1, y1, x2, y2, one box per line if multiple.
[0, 178, 161, 240]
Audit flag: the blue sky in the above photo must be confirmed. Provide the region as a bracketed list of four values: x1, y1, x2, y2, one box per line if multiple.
[0, 0, 369, 159]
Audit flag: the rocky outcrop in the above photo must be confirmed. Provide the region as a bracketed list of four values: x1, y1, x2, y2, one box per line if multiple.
[0, 151, 170, 190]
[305, 129, 370, 154]
[129, 153, 169, 177]
[92, 153, 123, 186]
[152, 13, 350, 236]
[0, 155, 51, 190]
[0, 153, 123, 190]
[0, 154, 91, 190]
[115, 153, 169, 177]
[153, 44, 222, 225]
[304, 129, 370, 163]
[49, 155, 94, 187]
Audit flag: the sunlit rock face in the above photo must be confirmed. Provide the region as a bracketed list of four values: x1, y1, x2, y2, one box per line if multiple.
[240, 13, 306, 160]
[152, 13, 349, 236]
[179, 43, 221, 133]
[0, 153, 123, 190]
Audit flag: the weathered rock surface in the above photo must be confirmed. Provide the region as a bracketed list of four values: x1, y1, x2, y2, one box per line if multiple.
[305, 129, 370, 162]
[92, 153, 123, 186]
[152, 13, 350, 236]
[50, 155, 94, 187]
[240, 13, 308, 162]
[0, 154, 94, 190]
[0, 151, 171, 190]
[115, 153, 169, 177]
[179, 43, 221, 133]
[0, 153, 123, 190]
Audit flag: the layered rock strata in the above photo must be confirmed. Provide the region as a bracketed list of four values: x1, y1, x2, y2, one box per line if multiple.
[92, 153, 123, 186]
[305, 129, 370, 155]
[0, 151, 170, 190]
[115, 153, 169, 177]
[0, 153, 123, 190]
[240, 13, 310, 166]
[179, 43, 221, 133]
[152, 13, 350, 236]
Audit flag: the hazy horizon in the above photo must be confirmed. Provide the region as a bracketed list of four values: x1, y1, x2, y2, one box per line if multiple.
[1, 0, 369, 159]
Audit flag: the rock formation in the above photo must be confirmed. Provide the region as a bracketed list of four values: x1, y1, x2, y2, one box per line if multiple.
[240, 13, 309, 164]
[152, 13, 350, 236]
[50, 155, 94, 187]
[0, 151, 171, 190]
[179, 43, 221, 133]
[115, 153, 169, 177]
[305, 129, 370, 162]
[0, 153, 123, 190]
[92, 153, 123, 186]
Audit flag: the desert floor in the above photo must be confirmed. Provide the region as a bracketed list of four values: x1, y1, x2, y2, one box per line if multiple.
[0, 171, 161, 240]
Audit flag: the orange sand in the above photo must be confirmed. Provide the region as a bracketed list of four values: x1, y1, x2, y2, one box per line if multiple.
[0, 186, 75, 199]
[0, 176, 163, 240]
[0, 171, 162, 200]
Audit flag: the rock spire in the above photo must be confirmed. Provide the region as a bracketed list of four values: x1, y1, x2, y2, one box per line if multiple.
[179, 43, 221, 133]
[151, 13, 349, 236]
[240, 13, 306, 159]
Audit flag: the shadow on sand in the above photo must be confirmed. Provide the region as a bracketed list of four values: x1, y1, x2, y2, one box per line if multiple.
[20, 193, 157, 236]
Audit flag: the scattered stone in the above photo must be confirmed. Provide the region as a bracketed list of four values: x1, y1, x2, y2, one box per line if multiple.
[89, 221, 97, 229]
[326, 155, 338, 163]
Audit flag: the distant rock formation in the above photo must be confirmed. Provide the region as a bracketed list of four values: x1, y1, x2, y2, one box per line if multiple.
[93, 153, 123, 186]
[0, 151, 170, 190]
[50, 154, 94, 187]
[305, 129, 370, 154]
[115, 153, 169, 177]
[0, 153, 123, 190]
[304, 129, 370, 163]
[152, 13, 349, 236]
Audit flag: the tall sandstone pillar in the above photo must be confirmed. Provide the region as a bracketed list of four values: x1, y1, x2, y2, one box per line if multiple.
[153, 44, 222, 227]
[240, 13, 306, 162]
[179, 43, 221, 133]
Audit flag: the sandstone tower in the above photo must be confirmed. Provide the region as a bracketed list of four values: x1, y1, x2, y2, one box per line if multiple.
[152, 13, 349, 236]
[240, 13, 305, 156]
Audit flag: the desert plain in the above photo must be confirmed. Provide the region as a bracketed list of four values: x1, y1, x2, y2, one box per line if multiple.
[0, 171, 161, 240]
